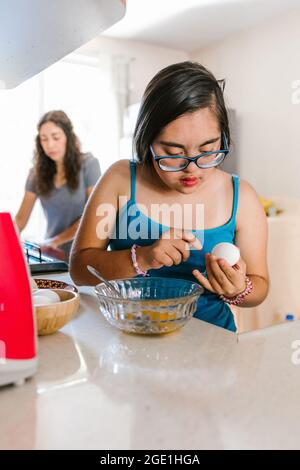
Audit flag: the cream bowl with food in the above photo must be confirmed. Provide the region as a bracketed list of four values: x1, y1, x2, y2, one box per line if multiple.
[34, 288, 80, 335]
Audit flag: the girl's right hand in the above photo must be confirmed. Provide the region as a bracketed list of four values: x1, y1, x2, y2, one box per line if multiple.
[137, 229, 202, 271]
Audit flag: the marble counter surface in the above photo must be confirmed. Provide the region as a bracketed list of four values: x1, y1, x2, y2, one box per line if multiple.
[1, 273, 300, 450]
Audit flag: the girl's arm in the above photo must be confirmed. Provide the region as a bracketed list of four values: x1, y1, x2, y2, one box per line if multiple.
[193, 180, 269, 307]
[70, 160, 139, 285]
[15, 191, 37, 232]
[232, 179, 269, 306]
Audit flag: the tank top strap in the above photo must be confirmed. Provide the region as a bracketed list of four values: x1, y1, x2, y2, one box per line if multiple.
[231, 174, 239, 224]
[129, 160, 136, 203]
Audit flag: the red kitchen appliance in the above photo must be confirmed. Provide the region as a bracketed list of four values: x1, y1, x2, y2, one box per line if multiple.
[0, 212, 37, 386]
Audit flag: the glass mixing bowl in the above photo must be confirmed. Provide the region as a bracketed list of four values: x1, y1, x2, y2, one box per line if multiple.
[94, 277, 203, 335]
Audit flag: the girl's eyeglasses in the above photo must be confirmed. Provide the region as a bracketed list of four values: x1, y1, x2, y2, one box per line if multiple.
[150, 132, 229, 172]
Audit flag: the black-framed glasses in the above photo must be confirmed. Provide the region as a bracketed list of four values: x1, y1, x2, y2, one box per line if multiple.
[150, 131, 229, 172]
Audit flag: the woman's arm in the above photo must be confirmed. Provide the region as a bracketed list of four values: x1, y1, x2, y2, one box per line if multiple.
[44, 186, 96, 248]
[45, 218, 81, 248]
[15, 191, 37, 232]
[86, 186, 94, 198]
[70, 160, 139, 285]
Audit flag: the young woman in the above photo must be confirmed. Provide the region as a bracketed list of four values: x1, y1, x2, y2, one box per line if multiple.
[70, 62, 269, 331]
[15, 110, 101, 261]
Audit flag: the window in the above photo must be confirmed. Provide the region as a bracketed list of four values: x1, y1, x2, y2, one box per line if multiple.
[0, 53, 120, 241]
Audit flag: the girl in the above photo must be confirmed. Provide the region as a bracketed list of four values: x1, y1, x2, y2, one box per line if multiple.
[15, 110, 101, 261]
[70, 62, 268, 331]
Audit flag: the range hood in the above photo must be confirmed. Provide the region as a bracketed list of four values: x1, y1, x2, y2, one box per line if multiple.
[0, 0, 126, 89]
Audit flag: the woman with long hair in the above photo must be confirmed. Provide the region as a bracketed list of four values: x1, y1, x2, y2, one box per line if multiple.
[15, 110, 101, 261]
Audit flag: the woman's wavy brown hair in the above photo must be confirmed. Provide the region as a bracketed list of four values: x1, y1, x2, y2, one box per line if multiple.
[33, 110, 82, 196]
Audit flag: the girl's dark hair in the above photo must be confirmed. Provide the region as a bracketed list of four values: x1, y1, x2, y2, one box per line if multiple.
[133, 61, 230, 165]
[34, 110, 82, 195]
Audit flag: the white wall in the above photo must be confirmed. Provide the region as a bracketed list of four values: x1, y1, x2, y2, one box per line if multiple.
[191, 6, 300, 198]
[77, 36, 189, 161]
[78, 36, 189, 105]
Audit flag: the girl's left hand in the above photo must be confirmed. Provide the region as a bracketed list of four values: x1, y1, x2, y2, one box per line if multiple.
[192, 253, 247, 298]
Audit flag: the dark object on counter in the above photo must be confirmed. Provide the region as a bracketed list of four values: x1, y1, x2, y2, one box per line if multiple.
[23, 241, 68, 274]
[34, 278, 78, 293]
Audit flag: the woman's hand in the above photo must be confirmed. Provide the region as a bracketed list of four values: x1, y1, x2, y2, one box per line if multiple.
[137, 228, 202, 271]
[192, 253, 247, 298]
[40, 238, 65, 261]
[42, 237, 60, 249]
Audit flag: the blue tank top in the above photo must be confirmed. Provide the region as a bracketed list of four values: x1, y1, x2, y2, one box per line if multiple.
[110, 161, 239, 332]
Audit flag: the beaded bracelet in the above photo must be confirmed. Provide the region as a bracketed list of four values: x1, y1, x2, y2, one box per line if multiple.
[130, 244, 149, 277]
[219, 276, 253, 306]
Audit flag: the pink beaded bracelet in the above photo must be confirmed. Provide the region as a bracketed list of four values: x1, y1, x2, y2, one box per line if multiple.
[219, 276, 253, 306]
[130, 244, 149, 277]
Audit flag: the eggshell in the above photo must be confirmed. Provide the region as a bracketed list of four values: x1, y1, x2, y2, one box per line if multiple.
[32, 295, 53, 307]
[211, 242, 240, 266]
[33, 289, 60, 304]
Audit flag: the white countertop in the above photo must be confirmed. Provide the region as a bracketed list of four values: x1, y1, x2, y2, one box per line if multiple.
[1, 273, 300, 450]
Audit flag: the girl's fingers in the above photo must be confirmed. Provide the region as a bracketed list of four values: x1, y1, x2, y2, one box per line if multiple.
[162, 228, 202, 250]
[213, 256, 247, 295]
[234, 256, 247, 273]
[156, 252, 175, 267]
[171, 238, 191, 262]
[182, 231, 202, 250]
[205, 256, 224, 294]
[209, 255, 236, 288]
[194, 253, 248, 297]
[192, 269, 214, 292]
[217, 257, 247, 289]
[165, 246, 184, 265]
[216, 258, 240, 283]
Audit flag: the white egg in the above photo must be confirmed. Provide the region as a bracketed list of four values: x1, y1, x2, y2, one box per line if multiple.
[32, 289, 60, 304]
[211, 242, 240, 266]
[32, 295, 53, 307]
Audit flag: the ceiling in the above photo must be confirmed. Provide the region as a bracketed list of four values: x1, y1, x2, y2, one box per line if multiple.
[104, 0, 299, 52]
